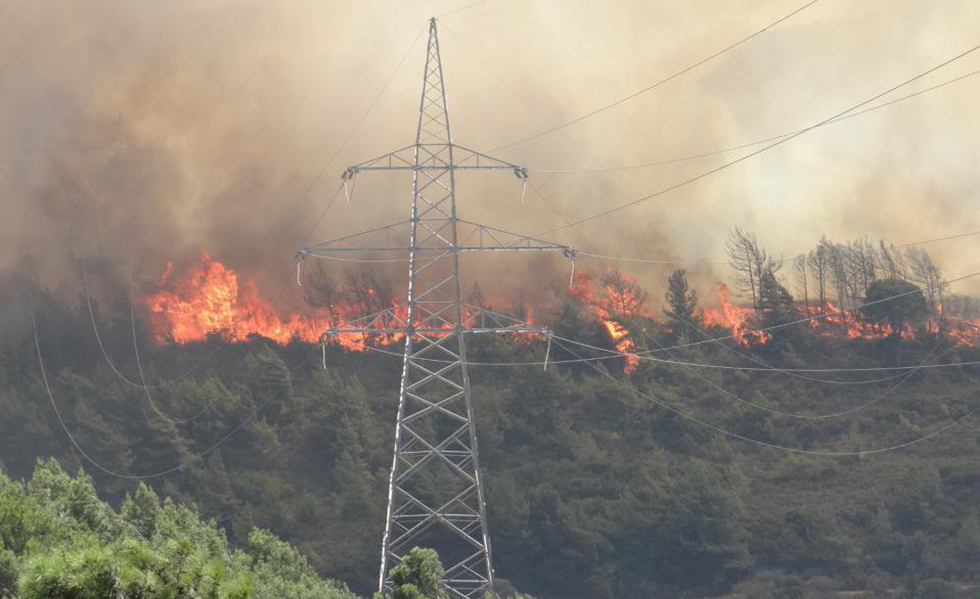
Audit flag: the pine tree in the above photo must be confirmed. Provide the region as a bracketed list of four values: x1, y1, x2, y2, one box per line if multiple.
[662, 269, 702, 340]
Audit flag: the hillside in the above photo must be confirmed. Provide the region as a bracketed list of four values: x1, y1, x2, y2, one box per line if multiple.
[2, 275, 979, 598]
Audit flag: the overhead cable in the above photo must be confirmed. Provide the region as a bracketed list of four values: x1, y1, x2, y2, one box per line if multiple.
[553, 337, 980, 456]
[534, 42, 980, 236]
[491, 0, 826, 151]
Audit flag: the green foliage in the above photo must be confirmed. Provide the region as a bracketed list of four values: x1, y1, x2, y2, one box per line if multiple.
[662, 269, 702, 341]
[5, 280, 980, 598]
[375, 547, 447, 599]
[0, 543, 15, 599]
[863, 278, 929, 334]
[0, 460, 356, 599]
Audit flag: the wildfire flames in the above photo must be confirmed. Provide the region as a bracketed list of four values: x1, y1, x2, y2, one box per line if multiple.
[703, 284, 772, 347]
[569, 271, 642, 373]
[145, 253, 381, 350]
[703, 284, 980, 347]
[144, 255, 979, 360]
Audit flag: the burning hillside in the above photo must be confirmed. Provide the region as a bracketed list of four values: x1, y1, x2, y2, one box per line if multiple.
[145, 253, 349, 347]
[142, 256, 649, 365]
[143, 253, 980, 360]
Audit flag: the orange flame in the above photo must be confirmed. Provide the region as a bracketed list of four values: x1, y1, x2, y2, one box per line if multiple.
[143, 254, 544, 349]
[144, 256, 979, 357]
[143, 253, 403, 350]
[702, 284, 771, 347]
[569, 271, 640, 372]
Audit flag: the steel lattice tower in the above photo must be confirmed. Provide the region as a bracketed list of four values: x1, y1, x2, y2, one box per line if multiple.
[297, 18, 575, 599]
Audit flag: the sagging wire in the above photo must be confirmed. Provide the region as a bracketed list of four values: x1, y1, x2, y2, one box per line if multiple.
[30, 285, 322, 480]
[550, 336, 980, 457]
[555, 331, 954, 419]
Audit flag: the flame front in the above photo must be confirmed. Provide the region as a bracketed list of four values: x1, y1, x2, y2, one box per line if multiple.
[144, 256, 979, 357]
[144, 253, 400, 350]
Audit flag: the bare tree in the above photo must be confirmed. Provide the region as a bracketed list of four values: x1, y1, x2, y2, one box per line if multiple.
[879, 241, 901, 280]
[793, 254, 810, 315]
[906, 247, 946, 313]
[726, 227, 759, 307]
[807, 246, 827, 311]
[725, 228, 780, 309]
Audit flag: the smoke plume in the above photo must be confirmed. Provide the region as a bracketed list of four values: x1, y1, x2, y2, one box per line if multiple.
[3, 0, 979, 312]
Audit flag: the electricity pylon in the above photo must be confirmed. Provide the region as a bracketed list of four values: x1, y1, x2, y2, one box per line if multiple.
[297, 17, 574, 599]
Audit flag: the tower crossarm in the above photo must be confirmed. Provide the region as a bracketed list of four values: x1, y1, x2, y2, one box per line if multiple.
[343, 143, 528, 180]
[298, 220, 576, 257]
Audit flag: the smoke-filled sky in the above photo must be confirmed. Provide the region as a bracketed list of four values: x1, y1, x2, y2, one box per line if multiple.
[3, 0, 979, 306]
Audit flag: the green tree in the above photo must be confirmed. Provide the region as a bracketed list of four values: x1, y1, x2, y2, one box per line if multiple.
[662, 269, 702, 340]
[375, 547, 448, 599]
[1, 459, 356, 599]
[862, 278, 929, 336]
[0, 542, 15, 599]
[120, 482, 161, 539]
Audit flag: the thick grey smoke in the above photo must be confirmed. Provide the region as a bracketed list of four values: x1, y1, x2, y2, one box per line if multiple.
[3, 0, 979, 310]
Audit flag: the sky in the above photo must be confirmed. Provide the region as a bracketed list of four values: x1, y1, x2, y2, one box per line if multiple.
[2, 0, 978, 305]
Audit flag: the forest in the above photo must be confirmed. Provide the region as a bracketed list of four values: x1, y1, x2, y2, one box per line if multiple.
[1, 232, 979, 598]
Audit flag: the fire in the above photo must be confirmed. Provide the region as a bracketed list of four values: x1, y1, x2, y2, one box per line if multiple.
[144, 253, 401, 350]
[702, 284, 980, 347]
[144, 255, 979, 358]
[814, 302, 892, 339]
[945, 315, 980, 346]
[703, 284, 771, 347]
[569, 271, 641, 372]
[143, 254, 541, 349]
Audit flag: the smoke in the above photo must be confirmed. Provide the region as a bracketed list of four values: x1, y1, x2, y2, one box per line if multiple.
[3, 0, 979, 312]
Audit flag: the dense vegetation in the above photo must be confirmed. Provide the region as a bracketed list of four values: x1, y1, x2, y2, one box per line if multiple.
[2, 266, 980, 598]
[0, 458, 356, 598]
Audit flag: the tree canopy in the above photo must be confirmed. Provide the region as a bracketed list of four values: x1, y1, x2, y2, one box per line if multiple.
[862, 278, 929, 336]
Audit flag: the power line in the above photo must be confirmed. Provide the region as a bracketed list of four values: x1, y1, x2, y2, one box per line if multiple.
[555, 331, 954, 418]
[534, 42, 980, 237]
[343, 335, 980, 376]
[128, 280, 210, 425]
[31, 286, 320, 481]
[575, 228, 980, 266]
[629, 306, 947, 386]
[263, 23, 428, 248]
[628, 269, 980, 354]
[436, 0, 495, 18]
[443, 20, 980, 269]
[531, 68, 980, 173]
[491, 0, 826, 151]
[82, 264, 218, 390]
[327, 270, 980, 380]
[347, 269, 980, 364]
[553, 337, 980, 456]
